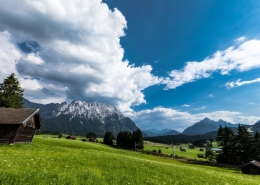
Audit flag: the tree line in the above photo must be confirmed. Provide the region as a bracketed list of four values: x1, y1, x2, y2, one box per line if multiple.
[103, 129, 144, 150]
[144, 132, 216, 146]
[213, 125, 260, 165]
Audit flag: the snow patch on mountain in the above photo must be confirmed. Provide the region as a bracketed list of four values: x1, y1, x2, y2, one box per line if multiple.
[53, 100, 124, 122]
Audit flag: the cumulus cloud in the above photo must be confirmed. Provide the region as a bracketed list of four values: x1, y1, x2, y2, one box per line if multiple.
[225, 78, 260, 88]
[164, 39, 260, 89]
[0, 31, 22, 81]
[0, 0, 162, 113]
[131, 107, 260, 131]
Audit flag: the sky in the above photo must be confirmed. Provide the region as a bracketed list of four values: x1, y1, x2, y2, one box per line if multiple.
[1, 0, 260, 131]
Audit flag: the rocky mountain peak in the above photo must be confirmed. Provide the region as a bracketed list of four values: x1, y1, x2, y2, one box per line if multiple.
[203, 117, 211, 121]
[23, 98, 139, 136]
[53, 100, 124, 121]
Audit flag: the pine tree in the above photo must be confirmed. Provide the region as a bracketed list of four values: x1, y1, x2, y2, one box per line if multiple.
[103, 131, 114, 145]
[216, 125, 223, 146]
[235, 124, 253, 164]
[205, 141, 216, 163]
[117, 131, 132, 149]
[217, 126, 236, 164]
[0, 73, 24, 108]
[132, 129, 144, 150]
[253, 131, 260, 161]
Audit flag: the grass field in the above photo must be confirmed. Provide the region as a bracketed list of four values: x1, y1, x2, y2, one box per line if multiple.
[0, 136, 259, 185]
[144, 141, 206, 160]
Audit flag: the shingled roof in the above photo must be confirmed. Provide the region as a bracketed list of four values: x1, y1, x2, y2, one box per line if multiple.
[0, 108, 39, 124]
[241, 160, 260, 175]
[241, 160, 260, 168]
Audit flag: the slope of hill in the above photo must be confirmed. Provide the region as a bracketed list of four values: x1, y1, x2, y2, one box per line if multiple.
[252, 120, 260, 132]
[23, 98, 139, 136]
[142, 128, 180, 136]
[162, 130, 180, 136]
[0, 136, 258, 185]
[23, 98, 60, 118]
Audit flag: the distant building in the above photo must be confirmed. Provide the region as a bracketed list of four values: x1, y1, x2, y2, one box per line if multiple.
[0, 108, 41, 144]
[241, 160, 260, 175]
[66, 135, 77, 140]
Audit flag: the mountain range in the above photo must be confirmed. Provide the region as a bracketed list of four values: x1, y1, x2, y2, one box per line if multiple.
[181, 117, 250, 135]
[23, 98, 139, 137]
[142, 118, 259, 136]
[142, 128, 180, 137]
[23, 98, 260, 137]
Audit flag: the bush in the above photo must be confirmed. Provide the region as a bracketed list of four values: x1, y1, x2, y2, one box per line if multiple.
[158, 149, 162, 154]
[86, 132, 97, 139]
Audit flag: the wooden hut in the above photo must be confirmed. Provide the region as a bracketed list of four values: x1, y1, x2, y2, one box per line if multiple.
[241, 160, 260, 175]
[0, 108, 41, 144]
[66, 135, 76, 140]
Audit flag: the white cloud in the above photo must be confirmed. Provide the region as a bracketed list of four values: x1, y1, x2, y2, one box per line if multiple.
[0, 31, 22, 81]
[181, 104, 191, 107]
[0, 0, 162, 114]
[208, 94, 214, 98]
[194, 106, 207, 111]
[164, 39, 260, 89]
[225, 78, 260, 88]
[235, 36, 246, 43]
[131, 107, 260, 132]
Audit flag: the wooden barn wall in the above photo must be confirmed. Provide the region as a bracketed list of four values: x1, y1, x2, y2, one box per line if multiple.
[24, 117, 36, 128]
[13, 126, 36, 143]
[0, 125, 19, 144]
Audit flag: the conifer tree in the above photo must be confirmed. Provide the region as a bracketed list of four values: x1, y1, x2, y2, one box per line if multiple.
[217, 126, 236, 164]
[0, 73, 24, 108]
[216, 125, 223, 146]
[117, 131, 132, 148]
[132, 129, 144, 150]
[205, 141, 216, 163]
[103, 131, 114, 145]
[253, 131, 260, 161]
[235, 124, 253, 163]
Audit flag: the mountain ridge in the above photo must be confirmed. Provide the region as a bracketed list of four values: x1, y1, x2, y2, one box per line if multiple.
[142, 129, 180, 136]
[182, 117, 252, 135]
[23, 98, 139, 137]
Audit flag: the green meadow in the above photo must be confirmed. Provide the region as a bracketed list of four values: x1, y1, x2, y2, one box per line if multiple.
[0, 136, 259, 185]
[144, 141, 206, 160]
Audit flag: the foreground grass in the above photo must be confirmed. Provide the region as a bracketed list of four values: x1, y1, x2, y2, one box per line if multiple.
[0, 136, 258, 185]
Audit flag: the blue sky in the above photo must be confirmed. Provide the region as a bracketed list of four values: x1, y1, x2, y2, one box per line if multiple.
[0, 0, 260, 131]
